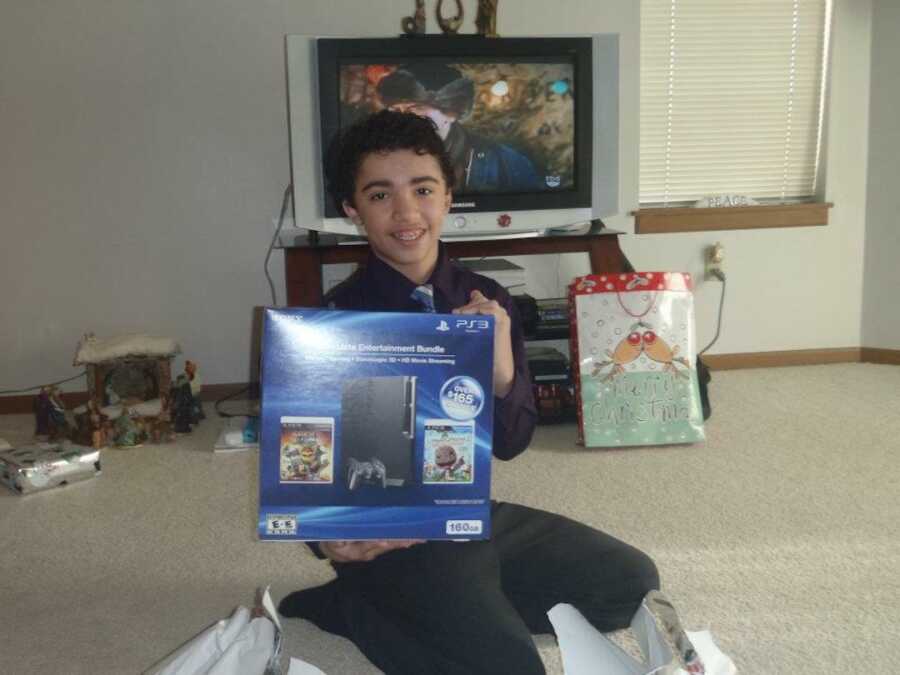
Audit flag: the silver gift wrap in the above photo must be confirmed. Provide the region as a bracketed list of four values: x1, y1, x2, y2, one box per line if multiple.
[0, 442, 101, 494]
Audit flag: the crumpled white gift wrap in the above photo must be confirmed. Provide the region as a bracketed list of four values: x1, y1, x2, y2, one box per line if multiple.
[145, 587, 327, 675]
[548, 603, 737, 675]
[151, 605, 275, 675]
[286, 659, 326, 675]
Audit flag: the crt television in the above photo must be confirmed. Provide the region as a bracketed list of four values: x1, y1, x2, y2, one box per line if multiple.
[285, 34, 619, 238]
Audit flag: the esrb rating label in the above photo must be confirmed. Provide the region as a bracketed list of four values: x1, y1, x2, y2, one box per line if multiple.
[445, 520, 483, 536]
[266, 514, 298, 535]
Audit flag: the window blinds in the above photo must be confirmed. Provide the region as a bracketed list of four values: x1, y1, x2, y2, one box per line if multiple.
[640, 0, 831, 206]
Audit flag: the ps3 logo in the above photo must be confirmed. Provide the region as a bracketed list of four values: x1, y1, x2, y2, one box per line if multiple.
[455, 319, 490, 330]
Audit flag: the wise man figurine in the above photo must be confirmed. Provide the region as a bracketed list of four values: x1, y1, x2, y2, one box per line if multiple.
[46, 386, 70, 441]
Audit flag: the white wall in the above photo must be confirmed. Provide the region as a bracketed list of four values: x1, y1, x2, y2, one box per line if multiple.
[0, 0, 879, 394]
[862, 0, 900, 350]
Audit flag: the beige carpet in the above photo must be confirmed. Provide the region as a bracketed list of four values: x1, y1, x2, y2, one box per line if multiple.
[1, 363, 898, 674]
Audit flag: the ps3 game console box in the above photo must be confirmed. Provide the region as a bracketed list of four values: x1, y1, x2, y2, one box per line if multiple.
[259, 308, 494, 541]
[0, 441, 101, 494]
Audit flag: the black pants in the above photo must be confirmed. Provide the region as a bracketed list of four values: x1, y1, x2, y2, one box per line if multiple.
[281, 502, 659, 675]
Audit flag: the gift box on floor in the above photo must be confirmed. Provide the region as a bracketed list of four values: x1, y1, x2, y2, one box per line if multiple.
[258, 308, 494, 541]
[0, 441, 101, 494]
[568, 272, 705, 447]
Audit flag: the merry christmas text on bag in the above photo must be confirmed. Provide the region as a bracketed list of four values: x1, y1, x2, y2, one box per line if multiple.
[568, 272, 705, 447]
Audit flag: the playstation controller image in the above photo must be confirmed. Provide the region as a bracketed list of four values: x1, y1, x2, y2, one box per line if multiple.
[347, 457, 388, 490]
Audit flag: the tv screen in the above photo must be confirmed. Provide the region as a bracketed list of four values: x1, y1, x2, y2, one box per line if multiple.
[334, 58, 578, 197]
[285, 35, 618, 238]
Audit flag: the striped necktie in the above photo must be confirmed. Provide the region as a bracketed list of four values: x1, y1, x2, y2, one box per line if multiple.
[410, 284, 436, 313]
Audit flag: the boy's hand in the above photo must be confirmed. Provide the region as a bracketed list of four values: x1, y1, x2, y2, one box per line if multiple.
[319, 539, 424, 563]
[453, 290, 515, 398]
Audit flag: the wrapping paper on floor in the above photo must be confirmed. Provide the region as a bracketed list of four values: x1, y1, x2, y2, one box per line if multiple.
[145, 587, 299, 675]
[0, 441, 100, 494]
[548, 591, 736, 675]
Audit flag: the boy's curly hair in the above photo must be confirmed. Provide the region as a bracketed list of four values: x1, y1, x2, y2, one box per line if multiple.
[326, 109, 455, 213]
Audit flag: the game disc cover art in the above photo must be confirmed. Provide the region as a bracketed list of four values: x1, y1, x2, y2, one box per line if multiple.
[279, 416, 334, 484]
[422, 419, 475, 484]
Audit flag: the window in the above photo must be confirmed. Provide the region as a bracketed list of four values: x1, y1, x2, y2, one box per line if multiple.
[637, 0, 833, 233]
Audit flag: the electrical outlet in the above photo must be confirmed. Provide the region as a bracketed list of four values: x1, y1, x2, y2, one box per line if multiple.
[705, 242, 725, 281]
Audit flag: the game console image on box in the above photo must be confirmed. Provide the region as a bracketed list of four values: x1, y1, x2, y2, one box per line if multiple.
[341, 376, 416, 489]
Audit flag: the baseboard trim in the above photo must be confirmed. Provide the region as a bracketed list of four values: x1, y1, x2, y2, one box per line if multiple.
[2, 350, 897, 415]
[700, 348, 862, 370]
[860, 348, 900, 365]
[0, 382, 253, 416]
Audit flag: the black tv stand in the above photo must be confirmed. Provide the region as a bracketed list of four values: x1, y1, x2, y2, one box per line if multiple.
[281, 222, 633, 307]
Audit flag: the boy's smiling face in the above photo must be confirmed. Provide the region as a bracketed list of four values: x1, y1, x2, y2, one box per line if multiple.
[343, 148, 451, 285]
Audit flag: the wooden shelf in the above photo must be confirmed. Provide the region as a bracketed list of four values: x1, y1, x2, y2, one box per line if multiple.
[633, 202, 833, 234]
[282, 226, 633, 307]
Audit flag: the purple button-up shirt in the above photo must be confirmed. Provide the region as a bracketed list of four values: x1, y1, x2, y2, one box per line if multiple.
[325, 242, 537, 461]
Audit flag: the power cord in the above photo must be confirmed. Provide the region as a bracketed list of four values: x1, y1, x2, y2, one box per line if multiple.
[3, 185, 291, 409]
[214, 384, 258, 419]
[699, 270, 726, 355]
[263, 185, 293, 307]
[0, 371, 87, 396]
[237, 184, 293, 418]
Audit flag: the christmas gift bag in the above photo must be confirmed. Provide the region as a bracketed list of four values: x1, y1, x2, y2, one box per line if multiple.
[568, 272, 705, 447]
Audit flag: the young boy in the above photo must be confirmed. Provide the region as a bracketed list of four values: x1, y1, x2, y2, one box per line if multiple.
[278, 110, 659, 675]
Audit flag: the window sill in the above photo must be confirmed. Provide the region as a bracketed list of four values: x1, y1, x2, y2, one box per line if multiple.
[632, 202, 833, 234]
